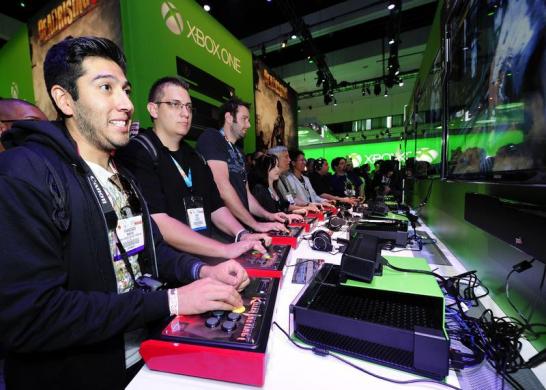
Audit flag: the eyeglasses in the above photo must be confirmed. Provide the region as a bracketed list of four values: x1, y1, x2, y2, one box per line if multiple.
[155, 101, 193, 113]
[108, 173, 141, 216]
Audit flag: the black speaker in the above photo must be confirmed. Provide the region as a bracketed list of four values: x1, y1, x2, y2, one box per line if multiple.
[340, 234, 382, 283]
[328, 216, 345, 231]
[311, 229, 333, 252]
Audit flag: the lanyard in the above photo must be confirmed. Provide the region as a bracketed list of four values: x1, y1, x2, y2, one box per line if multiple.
[170, 155, 193, 188]
[85, 162, 139, 283]
[297, 175, 312, 202]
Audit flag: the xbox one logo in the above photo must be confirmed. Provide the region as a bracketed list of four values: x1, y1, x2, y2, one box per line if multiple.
[347, 153, 362, 167]
[10, 82, 19, 98]
[416, 147, 439, 163]
[161, 2, 183, 35]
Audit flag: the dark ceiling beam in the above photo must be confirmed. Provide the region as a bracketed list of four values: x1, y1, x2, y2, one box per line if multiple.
[297, 69, 419, 100]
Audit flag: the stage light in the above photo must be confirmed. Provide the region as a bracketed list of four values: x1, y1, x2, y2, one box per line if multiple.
[388, 38, 395, 45]
[281, 40, 287, 48]
[399, 80, 404, 87]
[384, 89, 388, 97]
[387, 1, 395, 10]
[203, 4, 211, 12]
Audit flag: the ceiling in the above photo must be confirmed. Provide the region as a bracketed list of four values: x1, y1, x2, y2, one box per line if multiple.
[1, 0, 438, 128]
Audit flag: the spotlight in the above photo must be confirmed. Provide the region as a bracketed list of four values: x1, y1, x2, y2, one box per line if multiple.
[374, 81, 381, 96]
[203, 4, 211, 12]
[387, 1, 395, 10]
[384, 89, 388, 97]
[388, 38, 395, 45]
[307, 56, 313, 64]
[281, 40, 287, 48]
[395, 68, 400, 76]
[291, 33, 297, 40]
[399, 80, 404, 87]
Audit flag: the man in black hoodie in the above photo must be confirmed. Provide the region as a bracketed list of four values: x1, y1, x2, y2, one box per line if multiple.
[0, 36, 248, 390]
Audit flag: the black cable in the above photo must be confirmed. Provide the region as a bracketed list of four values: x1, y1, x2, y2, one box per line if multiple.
[285, 259, 320, 268]
[272, 322, 462, 390]
[382, 258, 447, 283]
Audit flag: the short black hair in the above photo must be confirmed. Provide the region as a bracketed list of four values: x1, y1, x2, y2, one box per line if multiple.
[314, 158, 327, 172]
[219, 96, 251, 125]
[148, 76, 189, 103]
[288, 149, 304, 163]
[331, 157, 345, 170]
[147, 76, 190, 121]
[44, 36, 127, 117]
[250, 154, 278, 188]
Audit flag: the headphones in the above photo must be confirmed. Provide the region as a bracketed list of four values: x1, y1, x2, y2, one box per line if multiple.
[328, 216, 345, 231]
[313, 158, 327, 172]
[311, 229, 333, 252]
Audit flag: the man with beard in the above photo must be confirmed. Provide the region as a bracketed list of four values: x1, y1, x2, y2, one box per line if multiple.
[0, 36, 248, 389]
[197, 97, 292, 234]
[116, 77, 271, 259]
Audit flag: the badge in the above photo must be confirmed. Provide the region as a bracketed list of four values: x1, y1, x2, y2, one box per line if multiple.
[184, 196, 207, 231]
[286, 194, 295, 204]
[114, 215, 145, 259]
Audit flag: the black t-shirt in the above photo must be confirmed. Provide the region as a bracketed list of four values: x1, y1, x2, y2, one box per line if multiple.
[196, 128, 249, 209]
[116, 129, 224, 237]
[310, 172, 333, 197]
[251, 184, 289, 214]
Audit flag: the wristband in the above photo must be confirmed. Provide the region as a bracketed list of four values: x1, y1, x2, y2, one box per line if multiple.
[168, 289, 178, 316]
[235, 229, 250, 242]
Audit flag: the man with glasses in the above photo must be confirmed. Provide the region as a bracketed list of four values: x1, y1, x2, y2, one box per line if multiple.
[197, 97, 289, 234]
[117, 77, 270, 260]
[0, 98, 47, 151]
[0, 37, 249, 389]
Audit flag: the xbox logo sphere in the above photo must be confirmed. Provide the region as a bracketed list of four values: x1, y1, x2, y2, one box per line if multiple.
[347, 153, 362, 167]
[416, 147, 439, 163]
[10, 82, 19, 98]
[161, 2, 183, 35]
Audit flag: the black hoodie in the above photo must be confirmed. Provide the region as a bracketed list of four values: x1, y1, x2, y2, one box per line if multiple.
[0, 120, 202, 389]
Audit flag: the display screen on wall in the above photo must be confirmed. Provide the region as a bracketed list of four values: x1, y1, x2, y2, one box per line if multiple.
[445, 0, 546, 183]
[254, 60, 298, 152]
[120, 0, 255, 151]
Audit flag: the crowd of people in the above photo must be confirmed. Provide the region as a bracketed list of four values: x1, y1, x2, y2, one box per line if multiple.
[0, 35, 407, 389]
[245, 148, 407, 208]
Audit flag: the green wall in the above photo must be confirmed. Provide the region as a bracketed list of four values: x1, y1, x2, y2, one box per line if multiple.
[120, 0, 255, 151]
[302, 130, 523, 171]
[0, 24, 35, 102]
[413, 179, 546, 351]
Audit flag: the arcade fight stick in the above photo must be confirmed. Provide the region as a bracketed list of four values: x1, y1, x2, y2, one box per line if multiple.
[141, 277, 280, 387]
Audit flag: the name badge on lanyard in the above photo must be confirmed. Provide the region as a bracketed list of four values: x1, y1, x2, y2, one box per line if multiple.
[286, 194, 295, 204]
[114, 215, 145, 260]
[183, 196, 207, 231]
[171, 155, 208, 231]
